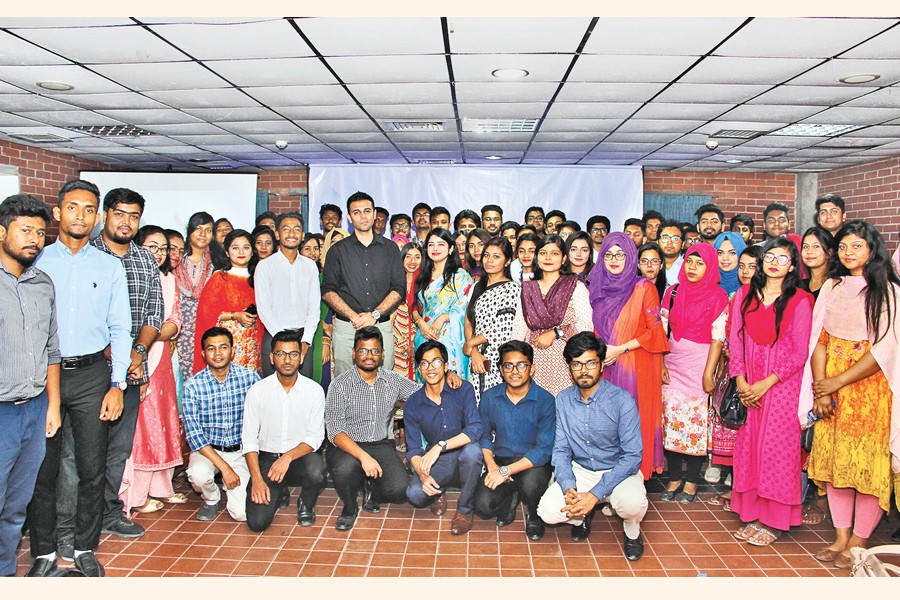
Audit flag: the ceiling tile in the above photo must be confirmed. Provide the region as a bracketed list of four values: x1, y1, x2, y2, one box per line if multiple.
[95, 108, 202, 125]
[136, 18, 274, 25]
[394, 142, 462, 151]
[451, 54, 572, 83]
[740, 135, 829, 148]
[554, 82, 667, 103]
[56, 92, 170, 111]
[800, 106, 898, 125]
[532, 131, 604, 143]
[631, 102, 735, 121]
[680, 57, 822, 85]
[0, 113, 46, 127]
[719, 104, 825, 122]
[279, 106, 367, 120]
[14, 25, 187, 64]
[841, 87, 900, 108]
[787, 58, 900, 87]
[653, 83, 772, 104]
[297, 17, 445, 56]
[616, 119, 706, 133]
[91, 62, 227, 91]
[326, 55, 448, 84]
[1, 93, 83, 112]
[0, 64, 128, 94]
[10, 110, 125, 127]
[244, 84, 350, 107]
[843, 125, 900, 137]
[713, 18, 893, 58]
[747, 84, 870, 106]
[528, 141, 597, 152]
[545, 102, 642, 119]
[448, 18, 591, 53]
[364, 104, 456, 120]
[148, 20, 312, 60]
[297, 120, 381, 134]
[457, 103, 546, 119]
[147, 123, 230, 135]
[168, 134, 249, 146]
[0, 18, 134, 27]
[183, 107, 281, 122]
[0, 32, 73, 66]
[538, 119, 623, 132]
[568, 55, 699, 83]
[583, 18, 745, 55]
[604, 132, 682, 144]
[841, 24, 900, 59]
[205, 58, 335, 87]
[455, 82, 559, 104]
[347, 83, 452, 105]
[217, 120, 306, 135]
[316, 132, 388, 144]
[144, 88, 261, 109]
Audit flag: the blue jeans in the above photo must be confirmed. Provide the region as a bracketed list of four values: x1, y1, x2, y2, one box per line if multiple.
[0, 392, 48, 575]
[406, 442, 483, 514]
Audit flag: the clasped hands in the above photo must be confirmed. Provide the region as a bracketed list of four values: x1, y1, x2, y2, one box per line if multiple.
[560, 488, 599, 520]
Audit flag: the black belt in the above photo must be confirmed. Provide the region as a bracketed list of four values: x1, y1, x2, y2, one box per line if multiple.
[60, 350, 105, 370]
[259, 450, 285, 459]
[335, 314, 389, 324]
[210, 443, 242, 453]
[12, 398, 32, 406]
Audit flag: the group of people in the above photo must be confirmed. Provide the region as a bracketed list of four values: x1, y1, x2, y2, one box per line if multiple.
[0, 179, 897, 577]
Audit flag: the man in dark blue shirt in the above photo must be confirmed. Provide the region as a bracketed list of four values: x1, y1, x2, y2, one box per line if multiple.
[537, 332, 648, 561]
[474, 341, 555, 540]
[404, 341, 483, 536]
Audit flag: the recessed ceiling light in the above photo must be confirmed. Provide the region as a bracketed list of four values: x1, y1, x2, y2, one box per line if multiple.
[484, 155, 503, 160]
[491, 68, 529, 79]
[771, 123, 864, 137]
[37, 81, 74, 91]
[839, 73, 880, 84]
[461, 118, 539, 133]
[725, 159, 742, 164]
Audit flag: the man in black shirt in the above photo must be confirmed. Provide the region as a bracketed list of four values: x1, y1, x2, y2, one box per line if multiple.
[321, 192, 405, 376]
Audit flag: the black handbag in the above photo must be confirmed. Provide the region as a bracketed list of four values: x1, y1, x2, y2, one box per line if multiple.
[801, 424, 815, 452]
[717, 378, 747, 428]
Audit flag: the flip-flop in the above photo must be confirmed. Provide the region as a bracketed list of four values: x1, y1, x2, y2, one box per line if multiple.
[157, 493, 188, 504]
[746, 526, 782, 547]
[733, 522, 760, 541]
[134, 499, 164, 513]
[802, 506, 826, 525]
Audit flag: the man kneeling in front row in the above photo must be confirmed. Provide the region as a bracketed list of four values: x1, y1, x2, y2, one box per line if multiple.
[537, 332, 648, 561]
[243, 330, 326, 531]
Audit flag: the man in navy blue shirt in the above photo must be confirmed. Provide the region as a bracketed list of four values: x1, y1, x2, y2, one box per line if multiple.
[474, 340, 555, 540]
[404, 341, 483, 536]
[537, 332, 648, 561]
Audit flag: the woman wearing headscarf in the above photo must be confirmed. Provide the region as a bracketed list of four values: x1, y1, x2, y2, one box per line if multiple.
[659, 244, 729, 503]
[714, 232, 747, 297]
[587, 232, 669, 480]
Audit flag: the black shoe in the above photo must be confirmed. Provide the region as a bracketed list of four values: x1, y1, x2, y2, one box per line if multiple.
[362, 480, 380, 513]
[496, 491, 519, 527]
[58, 540, 74, 563]
[278, 487, 291, 509]
[335, 506, 359, 531]
[297, 501, 316, 527]
[524, 510, 545, 541]
[73, 551, 105, 577]
[892, 527, 900, 543]
[101, 516, 145, 538]
[570, 509, 594, 542]
[623, 532, 645, 561]
[26, 557, 62, 577]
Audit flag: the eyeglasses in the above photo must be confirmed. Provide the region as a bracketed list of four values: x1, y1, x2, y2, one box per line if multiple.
[525, 215, 544, 223]
[168, 247, 185, 257]
[659, 234, 682, 243]
[603, 252, 626, 261]
[765, 217, 789, 225]
[273, 350, 301, 359]
[590, 227, 608, 235]
[639, 258, 662, 266]
[500, 361, 530, 373]
[417, 358, 445, 370]
[569, 360, 601, 372]
[762, 253, 791, 266]
[391, 222, 411, 231]
[355, 348, 383, 357]
[143, 244, 169, 255]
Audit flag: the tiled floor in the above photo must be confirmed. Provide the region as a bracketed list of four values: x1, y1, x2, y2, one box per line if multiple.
[16, 475, 899, 577]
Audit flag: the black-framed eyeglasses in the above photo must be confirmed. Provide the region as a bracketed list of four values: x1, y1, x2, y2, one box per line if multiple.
[569, 360, 601, 372]
[273, 350, 301, 359]
[762, 253, 791, 266]
[500, 361, 530, 373]
[143, 244, 169, 255]
[603, 252, 626, 261]
[659, 234, 682, 243]
[639, 258, 661, 266]
[590, 227, 608, 235]
[417, 358, 445, 370]
[355, 348, 383, 357]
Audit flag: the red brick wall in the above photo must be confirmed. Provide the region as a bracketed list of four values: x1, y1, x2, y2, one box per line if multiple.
[643, 171, 798, 231]
[256, 169, 308, 215]
[817, 157, 900, 248]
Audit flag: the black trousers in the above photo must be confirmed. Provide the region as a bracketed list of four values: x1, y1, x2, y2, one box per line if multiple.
[665, 450, 706, 484]
[473, 458, 552, 520]
[27, 359, 110, 555]
[261, 328, 312, 379]
[326, 439, 408, 511]
[246, 451, 326, 532]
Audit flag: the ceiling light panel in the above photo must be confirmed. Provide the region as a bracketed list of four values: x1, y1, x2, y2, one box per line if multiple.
[326, 55, 449, 84]
[461, 118, 539, 133]
[0, 64, 128, 94]
[13, 25, 187, 64]
[297, 17, 445, 56]
[91, 62, 227, 91]
[148, 20, 313, 60]
[772, 123, 865, 137]
[143, 88, 262, 109]
[447, 18, 591, 53]
[680, 56, 822, 85]
[713, 18, 893, 58]
[553, 82, 667, 103]
[568, 54, 699, 83]
[204, 57, 336, 87]
[347, 83, 452, 105]
[451, 54, 572, 83]
[583, 18, 745, 55]
[788, 58, 900, 87]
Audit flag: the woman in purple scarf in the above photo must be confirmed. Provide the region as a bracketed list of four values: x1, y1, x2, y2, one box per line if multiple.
[586, 232, 669, 480]
[511, 235, 593, 396]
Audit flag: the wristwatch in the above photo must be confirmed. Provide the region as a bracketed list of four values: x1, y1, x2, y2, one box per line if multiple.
[371, 310, 381, 321]
[437, 440, 447, 453]
[498, 465, 510, 479]
[553, 326, 563, 340]
[133, 343, 147, 356]
[111, 381, 127, 391]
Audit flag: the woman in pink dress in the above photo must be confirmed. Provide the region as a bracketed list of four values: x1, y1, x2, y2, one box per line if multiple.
[729, 237, 813, 546]
[119, 226, 185, 513]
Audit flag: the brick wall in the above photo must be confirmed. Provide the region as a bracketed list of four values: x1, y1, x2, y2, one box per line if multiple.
[256, 169, 308, 215]
[643, 171, 798, 231]
[817, 156, 900, 248]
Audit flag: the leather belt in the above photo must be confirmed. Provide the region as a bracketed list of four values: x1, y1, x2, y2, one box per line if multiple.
[210, 443, 242, 453]
[60, 350, 105, 370]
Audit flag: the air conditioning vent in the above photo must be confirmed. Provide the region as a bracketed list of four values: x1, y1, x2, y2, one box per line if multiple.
[65, 125, 156, 137]
[8, 133, 72, 144]
[416, 159, 456, 164]
[709, 129, 768, 139]
[462, 118, 539, 133]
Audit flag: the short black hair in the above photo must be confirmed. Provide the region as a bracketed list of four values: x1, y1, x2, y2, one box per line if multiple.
[481, 204, 503, 217]
[546, 209, 566, 222]
[345, 192, 374, 212]
[201, 326, 233, 348]
[518, 225, 537, 236]
[272, 329, 302, 349]
[390, 213, 411, 228]
[414, 339, 449, 365]
[500, 220, 520, 234]
[763, 202, 790, 220]
[353, 325, 383, 348]
[658, 219, 683, 234]
[320, 203, 344, 219]
[453, 209, 481, 230]
[624, 217, 645, 232]
[498, 340, 534, 365]
[559, 219, 581, 232]
[681, 223, 698, 235]
[275, 211, 304, 230]
[255, 211, 276, 226]
[103, 188, 145, 214]
[0, 193, 52, 229]
[694, 203, 724, 223]
[642, 210, 664, 223]
[563, 331, 607, 364]
[815, 193, 845, 214]
[431, 206, 450, 220]
[730, 214, 754, 231]
[412, 202, 431, 215]
[586, 215, 610, 232]
[58, 179, 100, 207]
[375, 206, 389, 218]
[525, 206, 545, 219]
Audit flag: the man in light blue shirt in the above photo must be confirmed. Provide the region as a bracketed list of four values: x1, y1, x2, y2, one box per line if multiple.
[537, 332, 648, 562]
[26, 180, 132, 578]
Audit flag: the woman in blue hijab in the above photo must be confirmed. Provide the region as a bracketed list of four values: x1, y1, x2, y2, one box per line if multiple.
[713, 232, 747, 297]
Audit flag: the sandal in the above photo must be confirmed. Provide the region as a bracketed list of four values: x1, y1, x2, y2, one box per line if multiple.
[746, 526, 782, 547]
[158, 493, 188, 504]
[733, 522, 760, 541]
[134, 499, 164, 513]
[833, 551, 853, 569]
[802, 505, 826, 525]
[814, 547, 842, 563]
[708, 494, 732, 512]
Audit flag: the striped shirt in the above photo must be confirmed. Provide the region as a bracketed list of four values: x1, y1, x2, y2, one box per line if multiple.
[325, 367, 419, 444]
[0, 261, 60, 402]
[182, 364, 260, 452]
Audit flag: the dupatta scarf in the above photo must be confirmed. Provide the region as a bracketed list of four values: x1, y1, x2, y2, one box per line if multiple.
[668, 243, 729, 344]
[521, 273, 579, 331]
[586, 232, 642, 342]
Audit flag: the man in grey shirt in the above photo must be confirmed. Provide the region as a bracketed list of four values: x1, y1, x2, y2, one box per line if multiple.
[0, 194, 61, 577]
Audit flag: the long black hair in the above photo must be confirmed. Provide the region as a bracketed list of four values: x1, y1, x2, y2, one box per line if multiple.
[466, 237, 514, 324]
[637, 242, 667, 304]
[185, 211, 229, 270]
[221, 228, 258, 288]
[466, 228, 492, 271]
[829, 219, 900, 343]
[415, 228, 464, 301]
[563, 230, 595, 278]
[532, 234, 568, 281]
[740, 236, 801, 342]
[135, 224, 171, 274]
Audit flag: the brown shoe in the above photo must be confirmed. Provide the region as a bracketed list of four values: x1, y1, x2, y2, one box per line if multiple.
[429, 495, 446, 516]
[450, 510, 474, 535]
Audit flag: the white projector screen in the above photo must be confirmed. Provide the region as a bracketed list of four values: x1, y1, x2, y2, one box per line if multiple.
[80, 172, 258, 235]
[309, 165, 643, 234]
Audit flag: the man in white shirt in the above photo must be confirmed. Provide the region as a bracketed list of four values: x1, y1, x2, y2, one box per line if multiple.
[243, 330, 326, 531]
[253, 212, 321, 378]
[658, 221, 685, 286]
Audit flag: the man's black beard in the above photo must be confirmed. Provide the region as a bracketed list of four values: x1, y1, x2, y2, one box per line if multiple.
[357, 362, 380, 373]
[109, 231, 134, 245]
[4, 244, 38, 269]
[65, 229, 89, 240]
